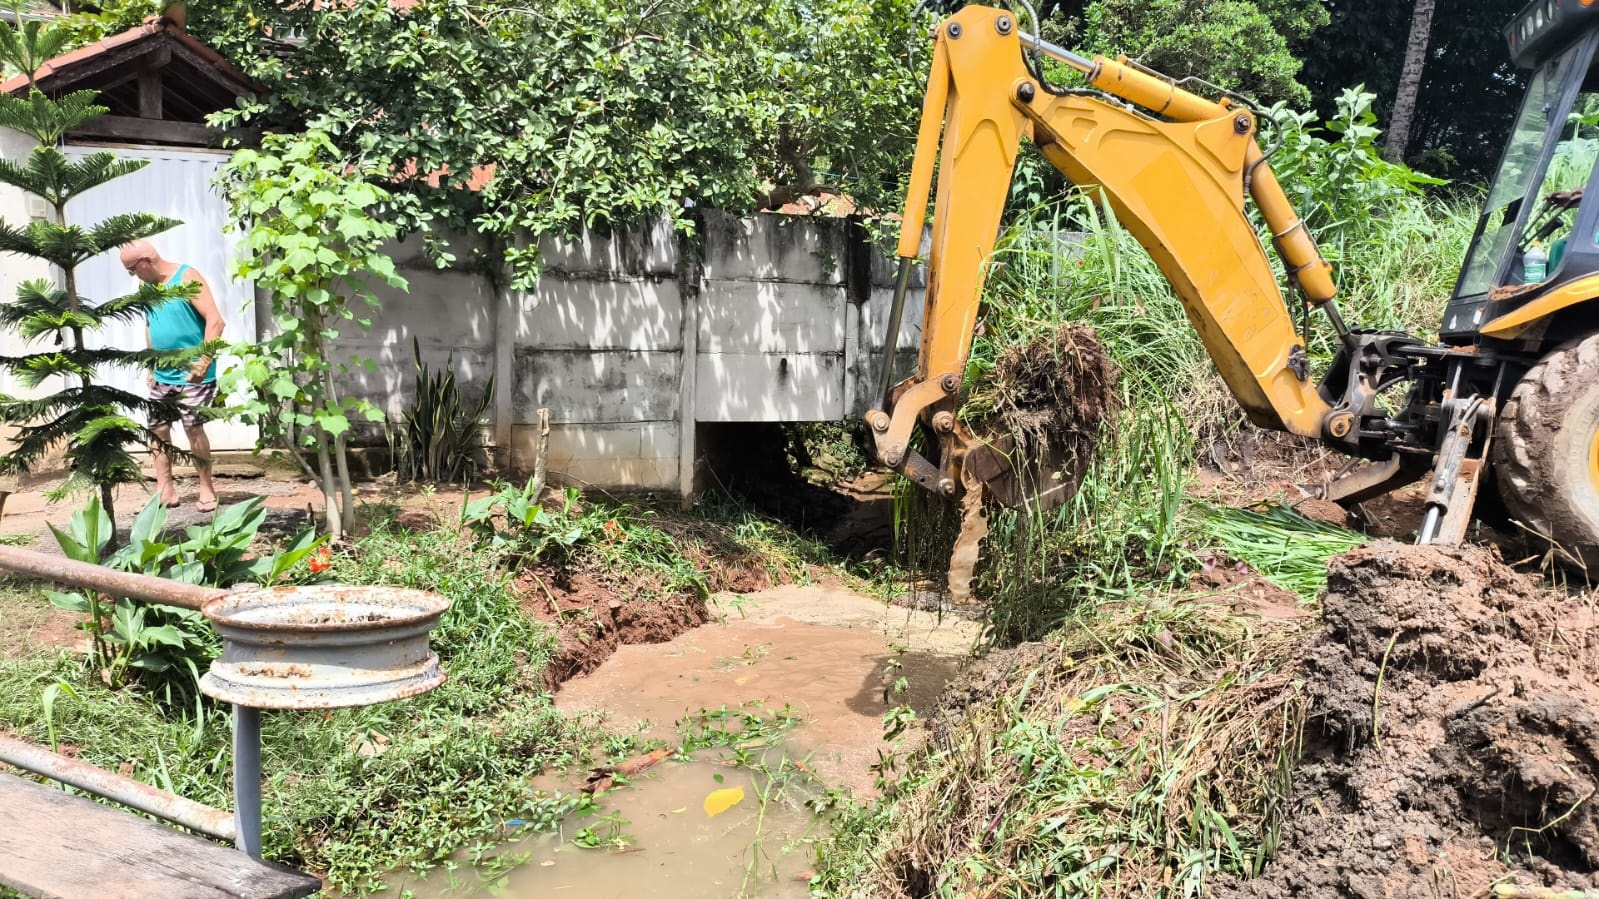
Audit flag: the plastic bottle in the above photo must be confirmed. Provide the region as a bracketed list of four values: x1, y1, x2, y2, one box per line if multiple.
[1525, 240, 1548, 283]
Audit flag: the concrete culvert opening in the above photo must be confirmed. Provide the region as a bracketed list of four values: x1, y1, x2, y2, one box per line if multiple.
[696, 421, 895, 560]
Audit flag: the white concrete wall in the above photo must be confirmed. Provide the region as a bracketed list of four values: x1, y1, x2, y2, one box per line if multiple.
[334, 212, 925, 495]
[331, 231, 498, 422]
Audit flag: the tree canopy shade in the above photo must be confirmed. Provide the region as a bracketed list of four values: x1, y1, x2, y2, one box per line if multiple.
[89, 0, 927, 286]
[1294, 0, 1526, 179]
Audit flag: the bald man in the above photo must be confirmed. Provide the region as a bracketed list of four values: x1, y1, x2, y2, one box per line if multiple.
[121, 240, 225, 513]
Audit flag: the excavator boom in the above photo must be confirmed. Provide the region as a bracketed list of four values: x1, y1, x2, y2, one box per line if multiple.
[868, 5, 1344, 499]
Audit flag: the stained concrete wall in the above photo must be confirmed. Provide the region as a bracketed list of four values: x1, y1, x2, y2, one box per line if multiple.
[331, 212, 925, 496]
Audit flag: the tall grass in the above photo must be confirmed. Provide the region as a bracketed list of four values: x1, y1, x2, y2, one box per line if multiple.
[955, 199, 1212, 644]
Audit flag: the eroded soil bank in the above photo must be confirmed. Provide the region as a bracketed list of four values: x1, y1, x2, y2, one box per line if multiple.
[1216, 542, 1599, 898]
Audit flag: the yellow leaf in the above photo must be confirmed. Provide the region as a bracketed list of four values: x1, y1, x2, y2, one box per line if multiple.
[703, 786, 745, 818]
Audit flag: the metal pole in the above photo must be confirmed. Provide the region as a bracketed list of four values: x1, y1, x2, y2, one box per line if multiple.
[1016, 30, 1096, 73]
[233, 705, 263, 857]
[0, 545, 221, 610]
[876, 257, 914, 411]
[0, 733, 235, 841]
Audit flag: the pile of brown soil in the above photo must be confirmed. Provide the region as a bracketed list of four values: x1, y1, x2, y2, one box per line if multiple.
[1216, 542, 1599, 898]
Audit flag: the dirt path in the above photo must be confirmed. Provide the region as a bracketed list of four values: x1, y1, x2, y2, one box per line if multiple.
[554, 583, 984, 795]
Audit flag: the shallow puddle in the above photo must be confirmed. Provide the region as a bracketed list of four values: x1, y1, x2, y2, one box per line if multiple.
[556, 583, 979, 794]
[404, 755, 819, 898]
[403, 584, 980, 897]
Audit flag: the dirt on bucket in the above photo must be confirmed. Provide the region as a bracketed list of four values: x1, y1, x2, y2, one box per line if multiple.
[1215, 541, 1599, 898]
[965, 323, 1120, 510]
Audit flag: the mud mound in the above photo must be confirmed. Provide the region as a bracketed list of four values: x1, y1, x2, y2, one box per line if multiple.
[1217, 542, 1599, 898]
[969, 324, 1119, 508]
[519, 569, 712, 689]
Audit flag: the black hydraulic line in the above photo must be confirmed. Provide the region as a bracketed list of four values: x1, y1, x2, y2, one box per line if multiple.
[876, 257, 914, 411]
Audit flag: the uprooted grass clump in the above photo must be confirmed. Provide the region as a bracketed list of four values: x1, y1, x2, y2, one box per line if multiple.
[970, 323, 1121, 508]
[813, 594, 1308, 897]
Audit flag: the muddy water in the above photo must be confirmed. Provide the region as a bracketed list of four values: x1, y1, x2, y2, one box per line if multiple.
[410, 584, 981, 898]
[409, 757, 819, 898]
[557, 583, 981, 794]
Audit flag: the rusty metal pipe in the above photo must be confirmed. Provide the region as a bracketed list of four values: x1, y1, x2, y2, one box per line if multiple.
[0, 733, 236, 841]
[0, 545, 221, 610]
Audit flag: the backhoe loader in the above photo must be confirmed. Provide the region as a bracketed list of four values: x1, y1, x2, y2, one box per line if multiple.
[867, 0, 1599, 567]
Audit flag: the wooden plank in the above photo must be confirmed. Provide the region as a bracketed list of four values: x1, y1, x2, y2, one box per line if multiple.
[137, 68, 162, 119]
[34, 42, 162, 94]
[0, 773, 320, 899]
[65, 115, 222, 147]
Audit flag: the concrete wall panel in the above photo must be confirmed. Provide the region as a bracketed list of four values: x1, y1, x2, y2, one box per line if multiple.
[513, 421, 679, 490]
[513, 348, 681, 423]
[695, 352, 846, 423]
[697, 280, 846, 354]
[699, 210, 848, 285]
[511, 276, 682, 350]
[538, 217, 678, 277]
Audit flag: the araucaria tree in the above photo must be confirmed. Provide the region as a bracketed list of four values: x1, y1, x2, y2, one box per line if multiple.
[0, 15, 192, 528]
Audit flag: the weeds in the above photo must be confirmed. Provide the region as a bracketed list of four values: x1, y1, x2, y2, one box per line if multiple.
[1199, 505, 1367, 600]
[812, 597, 1308, 898]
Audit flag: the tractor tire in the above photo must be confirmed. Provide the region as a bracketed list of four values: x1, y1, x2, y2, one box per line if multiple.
[1492, 333, 1599, 570]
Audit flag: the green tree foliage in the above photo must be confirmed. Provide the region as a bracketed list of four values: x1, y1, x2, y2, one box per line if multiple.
[1078, 0, 1328, 104]
[146, 0, 931, 287]
[1018, 0, 1327, 103]
[216, 130, 406, 539]
[1293, 0, 1526, 178]
[0, 12, 193, 528]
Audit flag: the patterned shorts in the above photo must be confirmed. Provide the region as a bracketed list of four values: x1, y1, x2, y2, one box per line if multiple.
[150, 380, 219, 429]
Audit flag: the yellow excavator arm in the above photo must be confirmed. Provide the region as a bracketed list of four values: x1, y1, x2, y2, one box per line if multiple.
[867, 5, 1342, 498]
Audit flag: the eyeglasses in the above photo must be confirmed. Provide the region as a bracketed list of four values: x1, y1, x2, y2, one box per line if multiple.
[124, 259, 145, 274]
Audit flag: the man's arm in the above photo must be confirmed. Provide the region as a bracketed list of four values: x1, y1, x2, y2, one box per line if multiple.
[184, 270, 225, 383]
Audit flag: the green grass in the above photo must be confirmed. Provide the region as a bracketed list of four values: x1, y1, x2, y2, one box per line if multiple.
[1198, 505, 1368, 600]
[0, 524, 603, 893]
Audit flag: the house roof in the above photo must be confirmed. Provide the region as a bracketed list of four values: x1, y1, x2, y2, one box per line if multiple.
[0, 17, 259, 117]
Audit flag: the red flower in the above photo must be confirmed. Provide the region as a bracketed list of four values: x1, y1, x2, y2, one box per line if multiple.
[308, 546, 333, 574]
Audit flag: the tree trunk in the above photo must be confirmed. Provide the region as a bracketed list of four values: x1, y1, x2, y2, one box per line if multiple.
[333, 431, 355, 535]
[1385, 0, 1437, 162]
[317, 366, 356, 532]
[99, 482, 118, 552]
[315, 433, 342, 538]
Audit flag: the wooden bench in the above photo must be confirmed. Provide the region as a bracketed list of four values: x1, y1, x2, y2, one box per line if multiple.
[0, 772, 320, 899]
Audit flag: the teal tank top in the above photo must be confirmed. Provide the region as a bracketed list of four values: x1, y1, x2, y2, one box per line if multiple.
[148, 265, 215, 385]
